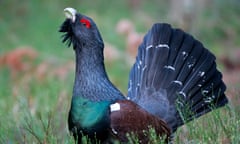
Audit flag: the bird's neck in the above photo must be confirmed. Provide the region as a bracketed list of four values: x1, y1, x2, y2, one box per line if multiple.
[72, 44, 124, 102]
[74, 44, 106, 82]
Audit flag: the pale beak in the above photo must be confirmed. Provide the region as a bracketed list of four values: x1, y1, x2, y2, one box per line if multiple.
[64, 7, 77, 22]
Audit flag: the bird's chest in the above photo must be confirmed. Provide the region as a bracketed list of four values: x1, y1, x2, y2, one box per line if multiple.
[68, 96, 111, 135]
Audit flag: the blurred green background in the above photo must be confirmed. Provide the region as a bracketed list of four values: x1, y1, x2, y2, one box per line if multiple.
[0, 0, 240, 143]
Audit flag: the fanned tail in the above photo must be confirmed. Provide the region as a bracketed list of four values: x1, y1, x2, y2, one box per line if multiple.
[127, 23, 228, 132]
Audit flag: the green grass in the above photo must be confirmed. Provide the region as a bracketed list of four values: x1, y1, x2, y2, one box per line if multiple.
[0, 0, 240, 143]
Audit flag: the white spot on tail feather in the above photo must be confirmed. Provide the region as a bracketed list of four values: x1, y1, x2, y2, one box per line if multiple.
[204, 95, 215, 103]
[179, 91, 186, 98]
[142, 65, 147, 73]
[187, 61, 194, 69]
[199, 71, 205, 77]
[110, 103, 120, 112]
[182, 51, 187, 55]
[173, 80, 183, 86]
[156, 44, 170, 49]
[137, 64, 140, 69]
[202, 90, 209, 95]
[182, 51, 188, 59]
[188, 64, 194, 68]
[164, 65, 175, 71]
[146, 45, 153, 50]
[128, 80, 132, 92]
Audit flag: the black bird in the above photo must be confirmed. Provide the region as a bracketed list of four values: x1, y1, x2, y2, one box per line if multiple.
[59, 7, 228, 143]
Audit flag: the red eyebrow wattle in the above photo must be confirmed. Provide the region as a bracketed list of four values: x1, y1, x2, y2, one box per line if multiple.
[80, 18, 91, 28]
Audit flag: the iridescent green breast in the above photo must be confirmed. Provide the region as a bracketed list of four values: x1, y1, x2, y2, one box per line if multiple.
[69, 96, 111, 134]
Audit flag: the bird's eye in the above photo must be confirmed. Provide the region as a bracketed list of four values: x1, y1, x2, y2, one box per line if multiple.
[80, 18, 91, 29]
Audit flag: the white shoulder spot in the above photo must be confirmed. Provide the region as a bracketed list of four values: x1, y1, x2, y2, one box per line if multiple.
[110, 103, 121, 112]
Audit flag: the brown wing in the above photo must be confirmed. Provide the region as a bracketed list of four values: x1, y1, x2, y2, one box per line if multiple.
[110, 100, 170, 143]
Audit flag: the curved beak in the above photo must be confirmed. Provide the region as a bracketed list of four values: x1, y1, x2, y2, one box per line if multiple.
[64, 7, 77, 22]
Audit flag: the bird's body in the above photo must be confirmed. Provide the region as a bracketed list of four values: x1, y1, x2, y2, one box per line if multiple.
[110, 100, 170, 143]
[59, 7, 228, 144]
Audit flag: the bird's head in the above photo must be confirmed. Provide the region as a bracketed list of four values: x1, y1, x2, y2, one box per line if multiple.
[59, 7, 104, 49]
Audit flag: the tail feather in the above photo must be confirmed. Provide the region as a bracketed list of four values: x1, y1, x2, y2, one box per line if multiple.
[174, 41, 202, 86]
[155, 33, 205, 102]
[127, 23, 228, 132]
[144, 25, 172, 88]
[191, 73, 226, 110]
[189, 66, 219, 102]
[158, 31, 194, 90]
[167, 29, 185, 65]
[180, 50, 214, 94]
[172, 34, 195, 81]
